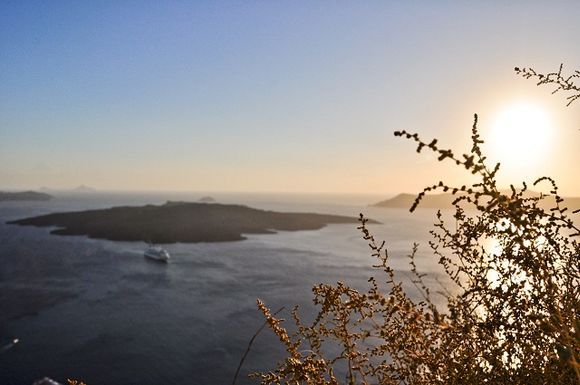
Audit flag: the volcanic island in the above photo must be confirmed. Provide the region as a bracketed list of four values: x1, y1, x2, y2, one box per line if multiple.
[8, 201, 377, 243]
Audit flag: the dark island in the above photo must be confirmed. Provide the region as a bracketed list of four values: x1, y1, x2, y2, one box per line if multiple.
[8, 202, 376, 243]
[373, 192, 580, 211]
[372, 193, 454, 209]
[0, 191, 53, 202]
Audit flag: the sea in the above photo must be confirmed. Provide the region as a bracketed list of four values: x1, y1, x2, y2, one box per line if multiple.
[0, 192, 450, 385]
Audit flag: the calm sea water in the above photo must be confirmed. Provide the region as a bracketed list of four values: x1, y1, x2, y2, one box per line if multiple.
[0, 192, 448, 385]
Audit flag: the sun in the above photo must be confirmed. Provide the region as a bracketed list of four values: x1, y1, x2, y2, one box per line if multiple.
[488, 101, 553, 170]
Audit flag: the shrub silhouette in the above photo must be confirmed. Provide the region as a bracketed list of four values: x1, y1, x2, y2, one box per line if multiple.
[515, 64, 580, 106]
[253, 113, 580, 384]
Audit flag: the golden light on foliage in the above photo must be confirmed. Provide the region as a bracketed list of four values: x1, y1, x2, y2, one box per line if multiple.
[254, 113, 580, 385]
[488, 101, 553, 171]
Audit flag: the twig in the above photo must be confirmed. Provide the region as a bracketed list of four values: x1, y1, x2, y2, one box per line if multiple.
[232, 306, 285, 385]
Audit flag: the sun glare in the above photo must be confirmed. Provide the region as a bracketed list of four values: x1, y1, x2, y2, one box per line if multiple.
[488, 102, 553, 170]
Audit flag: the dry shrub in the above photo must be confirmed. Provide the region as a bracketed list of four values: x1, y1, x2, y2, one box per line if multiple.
[253, 114, 580, 385]
[515, 64, 580, 106]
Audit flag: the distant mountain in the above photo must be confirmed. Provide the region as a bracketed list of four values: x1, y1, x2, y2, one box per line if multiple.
[373, 192, 580, 211]
[72, 185, 96, 192]
[198, 196, 216, 203]
[0, 191, 53, 202]
[372, 193, 454, 209]
[563, 197, 580, 211]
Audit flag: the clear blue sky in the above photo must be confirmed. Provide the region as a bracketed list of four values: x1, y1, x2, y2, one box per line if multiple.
[1, 1, 579, 194]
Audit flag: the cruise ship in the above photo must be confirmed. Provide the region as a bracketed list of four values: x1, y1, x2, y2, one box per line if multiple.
[144, 244, 170, 263]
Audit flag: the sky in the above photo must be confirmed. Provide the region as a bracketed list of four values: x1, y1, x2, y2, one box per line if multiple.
[1, 1, 579, 195]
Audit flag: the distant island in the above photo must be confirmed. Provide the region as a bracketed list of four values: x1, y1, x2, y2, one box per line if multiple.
[0, 191, 53, 202]
[198, 196, 216, 203]
[8, 202, 376, 243]
[372, 193, 453, 209]
[373, 192, 580, 211]
[72, 185, 96, 193]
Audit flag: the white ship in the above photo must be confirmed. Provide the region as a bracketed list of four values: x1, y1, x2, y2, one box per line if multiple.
[144, 244, 170, 263]
[32, 378, 62, 385]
